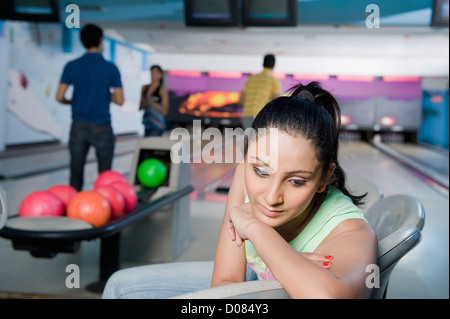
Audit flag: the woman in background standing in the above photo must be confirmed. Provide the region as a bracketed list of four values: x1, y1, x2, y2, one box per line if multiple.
[140, 65, 169, 137]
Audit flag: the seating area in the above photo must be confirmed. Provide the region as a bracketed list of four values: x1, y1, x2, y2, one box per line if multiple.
[366, 194, 425, 298]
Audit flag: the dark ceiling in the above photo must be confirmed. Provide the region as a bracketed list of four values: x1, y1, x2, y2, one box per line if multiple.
[68, 0, 437, 26]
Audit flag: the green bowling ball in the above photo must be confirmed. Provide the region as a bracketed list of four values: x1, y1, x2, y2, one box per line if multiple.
[137, 158, 167, 188]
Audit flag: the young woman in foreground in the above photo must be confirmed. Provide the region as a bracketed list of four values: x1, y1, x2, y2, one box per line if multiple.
[102, 82, 377, 299]
[211, 82, 377, 298]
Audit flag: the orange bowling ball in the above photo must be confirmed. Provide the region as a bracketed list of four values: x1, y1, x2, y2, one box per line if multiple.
[66, 191, 111, 227]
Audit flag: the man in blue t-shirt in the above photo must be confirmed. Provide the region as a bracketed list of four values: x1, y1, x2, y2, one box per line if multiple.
[56, 24, 124, 191]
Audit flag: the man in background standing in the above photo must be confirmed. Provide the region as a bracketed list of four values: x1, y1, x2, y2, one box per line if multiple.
[239, 53, 281, 130]
[56, 24, 124, 191]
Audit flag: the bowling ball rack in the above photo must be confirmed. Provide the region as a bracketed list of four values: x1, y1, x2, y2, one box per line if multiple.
[0, 185, 194, 293]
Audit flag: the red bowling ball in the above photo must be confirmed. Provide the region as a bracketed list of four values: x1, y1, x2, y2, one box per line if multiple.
[19, 190, 65, 217]
[94, 185, 126, 220]
[109, 181, 137, 213]
[94, 170, 128, 189]
[47, 184, 77, 208]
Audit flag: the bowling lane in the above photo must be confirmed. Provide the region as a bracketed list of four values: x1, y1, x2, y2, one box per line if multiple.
[369, 139, 449, 192]
[0, 134, 138, 179]
[338, 141, 449, 298]
[189, 134, 242, 198]
[385, 142, 449, 175]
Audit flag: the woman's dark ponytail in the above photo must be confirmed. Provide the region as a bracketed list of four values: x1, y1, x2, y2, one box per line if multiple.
[290, 81, 341, 139]
[291, 82, 366, 206]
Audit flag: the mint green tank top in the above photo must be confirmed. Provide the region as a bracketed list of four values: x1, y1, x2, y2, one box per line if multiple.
[245, 187, 368, 280]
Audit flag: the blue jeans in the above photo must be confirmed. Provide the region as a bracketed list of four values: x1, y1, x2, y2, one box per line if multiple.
[69, 120, 115, 191]
[101, 261, 257, 299]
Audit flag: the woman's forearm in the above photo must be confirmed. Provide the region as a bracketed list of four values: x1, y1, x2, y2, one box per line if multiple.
[245, 219, 375, 299]
[245, 221, 345, 298]
[149, 101, 168, 115]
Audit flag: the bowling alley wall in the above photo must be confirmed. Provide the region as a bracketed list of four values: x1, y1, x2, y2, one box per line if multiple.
[0, 20, 449, 151]
[0, 20, 145, 150]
